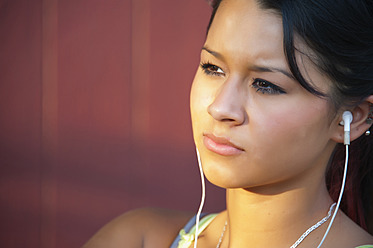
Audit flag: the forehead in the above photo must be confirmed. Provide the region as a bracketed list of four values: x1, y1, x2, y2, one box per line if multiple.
[206, 0, 331, 94]
[206, 0, 284, 66]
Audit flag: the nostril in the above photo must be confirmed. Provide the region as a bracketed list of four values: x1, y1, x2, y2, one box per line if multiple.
[221, 118, 236, 122]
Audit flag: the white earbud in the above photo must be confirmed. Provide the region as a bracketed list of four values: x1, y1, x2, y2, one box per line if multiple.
[341, 111, 353, 145]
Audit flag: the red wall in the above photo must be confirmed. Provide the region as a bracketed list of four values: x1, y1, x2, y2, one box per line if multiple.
[0, 0, 225, 247]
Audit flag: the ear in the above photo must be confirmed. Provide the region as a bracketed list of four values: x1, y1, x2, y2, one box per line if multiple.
[331, 95, 373, 143]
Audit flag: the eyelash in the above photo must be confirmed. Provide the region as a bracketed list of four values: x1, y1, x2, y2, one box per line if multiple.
[251, 78, 286, 95]
[200, 62, 286, 95]
[200, 61, 225, 77]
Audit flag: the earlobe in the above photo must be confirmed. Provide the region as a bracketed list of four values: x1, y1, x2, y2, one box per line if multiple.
[366, 103, 373, 125]
[365, 102, 373, 135]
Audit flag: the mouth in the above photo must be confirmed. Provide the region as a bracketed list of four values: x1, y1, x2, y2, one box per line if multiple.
[203, 133, 244, 156]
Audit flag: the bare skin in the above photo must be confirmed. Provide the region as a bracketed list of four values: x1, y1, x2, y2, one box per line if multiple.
[83, 0, 373, 247]
[82, 208, 193, 248]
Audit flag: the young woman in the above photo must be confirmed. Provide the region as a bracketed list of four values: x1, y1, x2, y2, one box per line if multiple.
[83, 0, 373, 247]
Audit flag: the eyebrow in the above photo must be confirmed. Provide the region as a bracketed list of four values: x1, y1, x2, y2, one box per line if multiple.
[202, 47, 225, 60]
[202, 46, 295, 80]
[249, 65, 295, 80]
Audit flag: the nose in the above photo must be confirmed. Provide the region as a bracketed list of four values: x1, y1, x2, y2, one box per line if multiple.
[207, 77, 246, 126]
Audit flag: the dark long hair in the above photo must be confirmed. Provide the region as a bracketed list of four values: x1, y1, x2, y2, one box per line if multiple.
[207, 0, 373, 234]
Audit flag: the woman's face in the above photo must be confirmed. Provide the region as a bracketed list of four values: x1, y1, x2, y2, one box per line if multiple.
[190, 0, 340, 190]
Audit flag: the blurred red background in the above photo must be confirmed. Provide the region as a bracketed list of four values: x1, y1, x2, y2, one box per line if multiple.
[0, 0, 225, 247]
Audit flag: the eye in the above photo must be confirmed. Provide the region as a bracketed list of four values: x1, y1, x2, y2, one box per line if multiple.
[251, 78, 286, 95]
[200, 62, 225, 77]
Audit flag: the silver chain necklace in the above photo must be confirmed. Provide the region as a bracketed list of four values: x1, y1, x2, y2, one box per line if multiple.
[216, 220, 228, 248]
[216, 203, 336, 248]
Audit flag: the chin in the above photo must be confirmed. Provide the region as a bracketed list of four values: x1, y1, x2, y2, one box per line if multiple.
[203, 165, 252, 189]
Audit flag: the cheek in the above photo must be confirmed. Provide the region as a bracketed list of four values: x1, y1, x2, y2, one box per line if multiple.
[190, 75, 210, 141]
[190, 74, 217, 127]
[190, 78, 203, 128]
[249, 99, 331, 163]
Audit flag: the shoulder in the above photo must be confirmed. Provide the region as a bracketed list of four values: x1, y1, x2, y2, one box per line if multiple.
[82, 208, 194, 248]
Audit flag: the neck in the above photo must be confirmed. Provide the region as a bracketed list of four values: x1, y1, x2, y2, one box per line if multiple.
[224, 177, 334, 247]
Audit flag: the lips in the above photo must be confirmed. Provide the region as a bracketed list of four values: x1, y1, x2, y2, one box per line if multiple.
[203, 133, 244, 156]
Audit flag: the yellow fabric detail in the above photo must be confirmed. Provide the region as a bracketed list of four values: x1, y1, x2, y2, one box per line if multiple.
[177, 214, 218, 248]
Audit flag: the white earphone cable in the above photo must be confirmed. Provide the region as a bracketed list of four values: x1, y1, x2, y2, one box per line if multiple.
[194, 148, 206, 248]
[317, 144, 349, 248]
